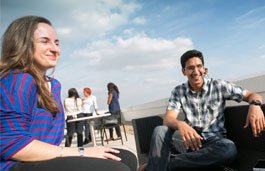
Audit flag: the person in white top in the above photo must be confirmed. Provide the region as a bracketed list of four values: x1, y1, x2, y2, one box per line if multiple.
[82, 88, 99, 144]
[64, 88, 84, 147]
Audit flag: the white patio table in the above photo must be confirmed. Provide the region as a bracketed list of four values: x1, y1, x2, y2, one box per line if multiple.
[67, 113, 111, 146]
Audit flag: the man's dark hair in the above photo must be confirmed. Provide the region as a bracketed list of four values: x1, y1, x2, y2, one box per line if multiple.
[180, 49, 204, 68]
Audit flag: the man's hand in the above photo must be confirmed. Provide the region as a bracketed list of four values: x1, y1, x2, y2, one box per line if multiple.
[177, 121, 203, 151]
[244, 105, 265, 137]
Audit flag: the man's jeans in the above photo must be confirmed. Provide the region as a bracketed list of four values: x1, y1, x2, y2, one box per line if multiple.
[146, 126, 237, 171]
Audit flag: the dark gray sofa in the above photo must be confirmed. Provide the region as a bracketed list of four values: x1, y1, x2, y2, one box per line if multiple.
[132, 104, 265, 171]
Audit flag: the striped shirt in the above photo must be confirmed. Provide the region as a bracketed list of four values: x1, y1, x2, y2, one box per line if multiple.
[167, 77, 247, 139]
[0, 72, 65, 170]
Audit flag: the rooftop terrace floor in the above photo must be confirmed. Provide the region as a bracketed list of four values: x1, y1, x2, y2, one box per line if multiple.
[60, 127, 137, 159]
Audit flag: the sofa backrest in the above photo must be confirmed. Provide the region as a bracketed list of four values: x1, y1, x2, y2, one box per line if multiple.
[224, 104, 265, 151]
[132, 115, 163, 164]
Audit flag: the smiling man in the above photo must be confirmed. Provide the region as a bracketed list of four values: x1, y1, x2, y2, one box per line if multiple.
[139, 49, 265, 171]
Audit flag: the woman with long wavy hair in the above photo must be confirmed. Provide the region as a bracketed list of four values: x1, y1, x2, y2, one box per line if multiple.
[0, 16, 136, 171]
[107, 82, 122, 141]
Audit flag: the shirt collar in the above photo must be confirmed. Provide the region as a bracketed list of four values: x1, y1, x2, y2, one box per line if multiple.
[184, 77, 209, 94]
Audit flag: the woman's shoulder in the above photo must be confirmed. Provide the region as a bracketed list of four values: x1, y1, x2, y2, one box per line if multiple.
[3, 72, 34, 80]
[48, 76, 61, 87]
[1, 72, 37, 87]
[110, 90, 118, 96]
[0, 72, 38, 101]
[91, 95, 97, 98]
[64, 97, 72, 101]
[64, 98, 73, 105]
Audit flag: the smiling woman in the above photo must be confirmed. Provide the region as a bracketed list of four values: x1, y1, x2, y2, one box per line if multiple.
[0, 16, 137, 171]
[0, 16, 59, 115]
[33, 22, 60, 74]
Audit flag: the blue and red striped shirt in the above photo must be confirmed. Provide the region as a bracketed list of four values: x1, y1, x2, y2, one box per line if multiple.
[0, 72, 65, 170]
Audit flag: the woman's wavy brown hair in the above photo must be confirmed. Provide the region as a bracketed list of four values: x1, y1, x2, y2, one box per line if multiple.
[0, 16, 60, 116]
[107, 82, 120, 98]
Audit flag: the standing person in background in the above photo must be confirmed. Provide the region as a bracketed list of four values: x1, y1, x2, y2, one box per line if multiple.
[64, 88, 84, 147]
[82, 87, 99, 145]
[107, 82, 122, 141]
[0, 16, 137, 171]
[204, 68, 209, 79]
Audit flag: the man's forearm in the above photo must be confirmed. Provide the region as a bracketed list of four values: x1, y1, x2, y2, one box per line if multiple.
[244, 91, 263, 104]
[163, 110, 180, 130]
[163, 117, 184, 130]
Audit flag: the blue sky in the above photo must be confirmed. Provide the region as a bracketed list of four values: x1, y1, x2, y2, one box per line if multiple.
[1, 0, 265, 110]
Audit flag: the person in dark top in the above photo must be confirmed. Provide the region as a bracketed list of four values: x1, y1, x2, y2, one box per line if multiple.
[107, 82, 122, 141]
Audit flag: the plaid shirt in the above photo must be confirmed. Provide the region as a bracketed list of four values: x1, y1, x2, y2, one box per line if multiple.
[167, 77, 247, 139]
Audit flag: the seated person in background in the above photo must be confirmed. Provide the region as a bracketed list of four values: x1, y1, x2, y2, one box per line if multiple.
[139, 49, 265, 171]
[0, 16, 137, 171]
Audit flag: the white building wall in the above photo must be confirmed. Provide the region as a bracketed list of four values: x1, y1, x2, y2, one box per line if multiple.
[122, 98, 169, 121]
[122, 74, 265, 121]
[226, 74, 265, 106]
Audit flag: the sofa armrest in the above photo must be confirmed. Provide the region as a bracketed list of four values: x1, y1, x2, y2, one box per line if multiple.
[132, 116, 163, 165]
[224, 104, 265, 151]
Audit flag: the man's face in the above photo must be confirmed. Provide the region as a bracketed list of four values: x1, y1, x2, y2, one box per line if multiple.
[182, 57, 205, 91]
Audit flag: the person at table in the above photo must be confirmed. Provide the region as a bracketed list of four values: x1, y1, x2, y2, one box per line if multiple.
[82, 87, 99, 144]
[0, 16, 137, 171]
[64, 88, 84, 147]
[107, 82, 122, 141]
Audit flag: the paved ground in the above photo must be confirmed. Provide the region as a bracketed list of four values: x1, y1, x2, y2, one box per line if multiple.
[60, 127, 137, 158]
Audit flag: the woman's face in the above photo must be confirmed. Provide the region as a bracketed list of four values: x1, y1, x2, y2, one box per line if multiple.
[33, 23, 60, 74]
[84, 91, 89, 97]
